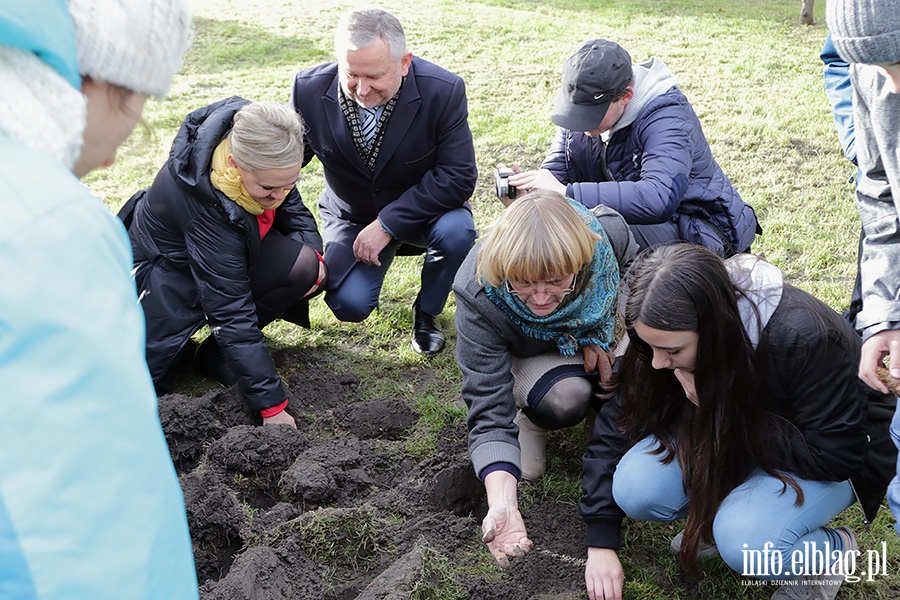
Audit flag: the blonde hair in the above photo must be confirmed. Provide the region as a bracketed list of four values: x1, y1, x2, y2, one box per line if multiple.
[229, 102, 304, 171]
[477, 189, 600, 287]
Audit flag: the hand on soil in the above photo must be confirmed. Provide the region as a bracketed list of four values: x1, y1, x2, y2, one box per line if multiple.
[585, 547, 624, 600]
[481, 504, 533, 568]
[263, 411, 297, 428]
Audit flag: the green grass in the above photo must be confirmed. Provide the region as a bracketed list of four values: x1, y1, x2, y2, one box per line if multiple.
[83, 0, 900, 597]
[290, 504, 396, 571]
[408, 543, 469, 599]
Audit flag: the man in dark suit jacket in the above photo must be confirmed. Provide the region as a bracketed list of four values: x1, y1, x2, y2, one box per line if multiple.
[290, 7, 477, 355]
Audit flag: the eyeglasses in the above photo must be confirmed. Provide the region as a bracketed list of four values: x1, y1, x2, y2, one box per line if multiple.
[506, 274, 578, 301]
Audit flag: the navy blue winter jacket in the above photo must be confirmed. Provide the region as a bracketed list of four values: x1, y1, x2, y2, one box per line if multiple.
[542, 61, 759, 256]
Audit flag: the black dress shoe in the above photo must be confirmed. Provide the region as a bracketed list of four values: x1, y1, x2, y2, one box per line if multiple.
[412, 300, 445, 355]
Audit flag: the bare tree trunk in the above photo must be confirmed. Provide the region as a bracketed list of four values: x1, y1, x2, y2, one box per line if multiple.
[800, 0, 815, 25]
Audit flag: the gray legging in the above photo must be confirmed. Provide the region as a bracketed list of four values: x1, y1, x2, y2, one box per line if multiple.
[511, 352, 596, 430]
[523, 375, 594, 430]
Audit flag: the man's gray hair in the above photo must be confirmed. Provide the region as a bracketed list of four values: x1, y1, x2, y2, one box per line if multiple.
[334, 7, 407, 62]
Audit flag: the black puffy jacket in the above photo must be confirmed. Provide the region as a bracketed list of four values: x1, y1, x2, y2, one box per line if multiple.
[124, 96, 322, 411]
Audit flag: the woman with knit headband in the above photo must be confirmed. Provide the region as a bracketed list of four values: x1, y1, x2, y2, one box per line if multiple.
[0, 0, 197, 597]
[122, 97, 326, 428]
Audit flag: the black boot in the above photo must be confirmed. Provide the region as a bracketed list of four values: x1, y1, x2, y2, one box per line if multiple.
[411, 298, 444, 356]
[193, 335, 237, 386]
[277, 299, 310, 329]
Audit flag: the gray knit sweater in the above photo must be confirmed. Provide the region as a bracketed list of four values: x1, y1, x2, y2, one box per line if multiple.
[852, 64, 900, 339]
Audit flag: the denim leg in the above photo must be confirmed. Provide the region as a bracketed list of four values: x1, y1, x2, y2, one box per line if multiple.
[713, 470, 854, 579]
[888, 397, 900, 539]
[324, 251, 397, 322]
[612, 436, 690, 521]
[417, 208, 476, 316]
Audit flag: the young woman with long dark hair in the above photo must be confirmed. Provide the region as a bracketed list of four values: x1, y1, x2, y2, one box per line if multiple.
[581, 244, 895, 600]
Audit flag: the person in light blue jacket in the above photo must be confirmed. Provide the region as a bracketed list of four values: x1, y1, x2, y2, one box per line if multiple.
[0, 1, 197, 598]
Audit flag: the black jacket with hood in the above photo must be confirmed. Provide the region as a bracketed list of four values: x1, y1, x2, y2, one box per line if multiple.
[123, 96, 322, 411]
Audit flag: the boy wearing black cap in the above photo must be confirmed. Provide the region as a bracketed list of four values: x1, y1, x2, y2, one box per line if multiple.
[827, 0, 900, 541]
[508, 39, 760, 258]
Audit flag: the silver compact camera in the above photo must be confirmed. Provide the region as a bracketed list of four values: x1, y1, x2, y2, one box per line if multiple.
[495, 167, 517, 200]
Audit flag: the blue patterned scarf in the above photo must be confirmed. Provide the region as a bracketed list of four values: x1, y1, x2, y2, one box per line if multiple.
[484, 199, 620, 356]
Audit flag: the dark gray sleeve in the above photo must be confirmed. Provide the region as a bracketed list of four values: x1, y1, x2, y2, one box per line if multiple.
[591, 205, 639, 274]
[452, 250, 522, 478]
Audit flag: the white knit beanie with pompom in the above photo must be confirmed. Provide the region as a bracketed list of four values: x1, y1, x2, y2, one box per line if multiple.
[67, 0, 193, 97]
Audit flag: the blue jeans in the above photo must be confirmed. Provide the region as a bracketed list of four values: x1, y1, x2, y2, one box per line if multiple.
[889, 398, 900, 539]
[613, 436, 855, 579]
[325, 208, 475, 321]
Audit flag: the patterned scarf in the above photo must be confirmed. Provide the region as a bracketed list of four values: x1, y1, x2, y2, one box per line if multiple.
[210, 138, 286, 216]
[483, 199, 620, 356]
[338, 80, 402, 172]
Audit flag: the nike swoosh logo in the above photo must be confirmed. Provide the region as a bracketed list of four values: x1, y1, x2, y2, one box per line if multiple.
[594, 93, 606, 100]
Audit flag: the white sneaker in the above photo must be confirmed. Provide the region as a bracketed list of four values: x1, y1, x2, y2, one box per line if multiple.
[769, 527, 857, 600]
[515, 411, 548, 481]
[669, 529, 719, 560]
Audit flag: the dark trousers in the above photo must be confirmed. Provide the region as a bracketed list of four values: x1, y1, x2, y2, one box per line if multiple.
[324, 208, 476, 321]
[154, 230, 320, 394]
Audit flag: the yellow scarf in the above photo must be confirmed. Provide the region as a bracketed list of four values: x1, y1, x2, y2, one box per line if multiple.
[209, 139, 285, 215]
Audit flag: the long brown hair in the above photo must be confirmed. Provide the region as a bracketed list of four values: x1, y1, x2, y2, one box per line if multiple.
[617, 244, 802, 577]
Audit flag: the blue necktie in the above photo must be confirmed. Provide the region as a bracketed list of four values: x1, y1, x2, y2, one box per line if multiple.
[360, 107, 378, 146]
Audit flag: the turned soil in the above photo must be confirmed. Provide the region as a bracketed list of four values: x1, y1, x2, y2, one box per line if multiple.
[161, 347, 602, 600]
[161, 347, 900, 600]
